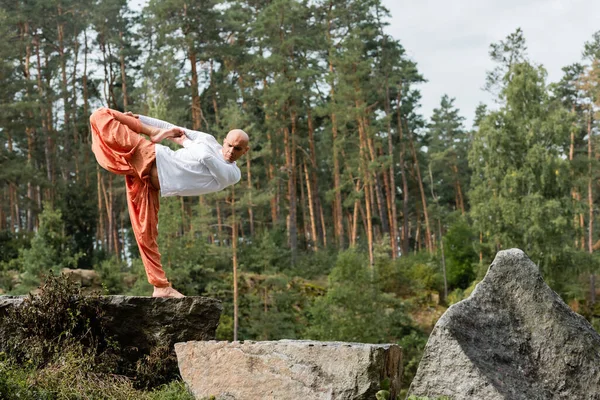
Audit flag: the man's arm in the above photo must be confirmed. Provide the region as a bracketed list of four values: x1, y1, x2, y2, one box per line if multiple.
[104, 108, 182, 141]
[138, 115, 211, 143]
[185, 142, 241, 187]
[203, 154, 242, 188]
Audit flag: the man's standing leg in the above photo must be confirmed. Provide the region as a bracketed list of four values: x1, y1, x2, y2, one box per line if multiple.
[89, 107, 183, 297]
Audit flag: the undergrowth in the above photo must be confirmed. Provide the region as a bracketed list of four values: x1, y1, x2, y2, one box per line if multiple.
[0, 272, 193, 399]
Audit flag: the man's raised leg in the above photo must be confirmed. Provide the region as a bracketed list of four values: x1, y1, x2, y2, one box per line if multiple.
[90, 108, 184, 298]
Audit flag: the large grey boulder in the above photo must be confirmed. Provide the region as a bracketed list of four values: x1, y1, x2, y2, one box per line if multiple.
[0, 295, 222, 360]
[408, 248, 600, 399]
[175, 340, 402, 399]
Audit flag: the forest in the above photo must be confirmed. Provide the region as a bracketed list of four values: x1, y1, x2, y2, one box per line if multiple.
[1, 0, 600, 394]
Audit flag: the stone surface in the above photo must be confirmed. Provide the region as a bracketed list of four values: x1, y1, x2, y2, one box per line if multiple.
[408, 248, 600, 400]
[175, 340, 402, 400]
[61, 268, 102, 288]
[0, 295, 222, 360]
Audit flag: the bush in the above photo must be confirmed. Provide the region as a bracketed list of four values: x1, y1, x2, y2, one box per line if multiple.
[0, 273, 193, 399]
[2, 272, 113, 369]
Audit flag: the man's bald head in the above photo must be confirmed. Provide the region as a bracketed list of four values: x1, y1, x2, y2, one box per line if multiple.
[221, 129, 250, 163]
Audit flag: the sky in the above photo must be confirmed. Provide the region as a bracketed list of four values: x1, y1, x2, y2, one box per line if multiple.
[380, 0, 599, 127]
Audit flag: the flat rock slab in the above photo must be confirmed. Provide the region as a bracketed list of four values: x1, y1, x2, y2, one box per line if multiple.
[175, 340, 402, 400]
[408, 248, 600, 399]
[0, 295, 222, 360]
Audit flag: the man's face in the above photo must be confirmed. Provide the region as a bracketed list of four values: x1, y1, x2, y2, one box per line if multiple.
[222, 130, 249, 163]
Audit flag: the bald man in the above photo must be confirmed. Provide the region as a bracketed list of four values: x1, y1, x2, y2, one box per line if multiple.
[90, 108, 248, 298]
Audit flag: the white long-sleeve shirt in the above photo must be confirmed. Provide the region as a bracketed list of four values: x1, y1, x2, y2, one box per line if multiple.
[139, 115, 241, 197]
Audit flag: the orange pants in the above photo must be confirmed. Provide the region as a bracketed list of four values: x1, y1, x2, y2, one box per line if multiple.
[90, 108, 169, 288]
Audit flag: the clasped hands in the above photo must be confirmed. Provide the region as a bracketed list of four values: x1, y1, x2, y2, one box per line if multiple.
[124, 112, 187, 145]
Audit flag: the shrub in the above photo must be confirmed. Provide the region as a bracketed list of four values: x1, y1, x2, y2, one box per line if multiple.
[2, 272, 114, 369]
[0, 273, 193, 399]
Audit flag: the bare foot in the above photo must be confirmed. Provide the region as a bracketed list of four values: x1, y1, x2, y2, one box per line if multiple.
[153, 286, 185, 298]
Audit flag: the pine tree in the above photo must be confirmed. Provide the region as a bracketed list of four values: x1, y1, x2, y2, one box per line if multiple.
[469, 36, 575, 273]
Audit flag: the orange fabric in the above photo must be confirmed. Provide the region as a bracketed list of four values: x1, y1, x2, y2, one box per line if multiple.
[90, 108, 169, 288]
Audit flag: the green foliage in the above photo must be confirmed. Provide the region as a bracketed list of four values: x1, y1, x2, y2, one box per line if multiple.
[147, 381, 195, 400]
[0, 274, 194, 399]
[58, 182, 98, 269]
[396, 253, 444, 295]
[135, 343, 180, 390]
[0, 357, 194, 400]
[443, 218, 478, 290]
[0, 230, 31, 264]
[427, 95, 470, 212]
[376, 390, 390, 400]
[307, 249, 412, 343]
[240, 274, 314, 340]
[3, 273, 112, 368]
[96, 257, 128, 294]
[15, 203, 82, 292]
[397, 330, 429, 396]
[469, 53, 576, 275]
[238, 229, 291, 275]
[446, 279, 479, 306]
[156, 197, 219, 295]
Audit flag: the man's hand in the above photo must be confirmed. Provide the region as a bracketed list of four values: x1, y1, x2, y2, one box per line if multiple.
[169, 135, 186, 146]
[124, 111, 139, 119]
[151, 127, 185, 143]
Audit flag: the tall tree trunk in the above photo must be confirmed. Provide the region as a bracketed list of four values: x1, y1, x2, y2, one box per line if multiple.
[588, 107, 595, 307]
[210, 60, 220, 126]
[72, 23, 80, 179]
[383, 58, 398, 258]
[189, 46, 202, 130]
[306, 107, 323, 247]
[452, 163, 465, 214]
[438, 219, 448, 300]
[588, 108, 593, 255]
[364, 122, 389, 236]
[285, 109, 298, 264]
[415, 202, 422, 253]
[36, 34, 56, 208]
[408, 128, 433, 253]
[569, 111, 584, 248]
[396, 86, 409, 255]
[7, 133, 16, 232]
[231, 187, 239, 341]
[320, 200, 328, 248]
[351, 180, 361, 247]
[97, 168, 105, 250]
[107, 40, 118, 108]
[246, 151, 255, 236]
[57, 7, 70, 180]
[119, 31, 128, 111]
[264, 108, 279, 226]
[327, 4, 344, 249]
[0, 189, 5, 231]
[384, 113, 398, 257]
[303, 158, 318, 250]
[356, 102, 374, 267]
[23, 23, 36, 230]
[81, 29, 91, 187]
[299, 163, 309, 246]
[216, 201, 223, 245]
[331, 109, 344, 249]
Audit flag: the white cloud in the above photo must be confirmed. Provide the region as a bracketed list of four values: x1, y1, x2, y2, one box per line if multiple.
[381, 0, 599, 127]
